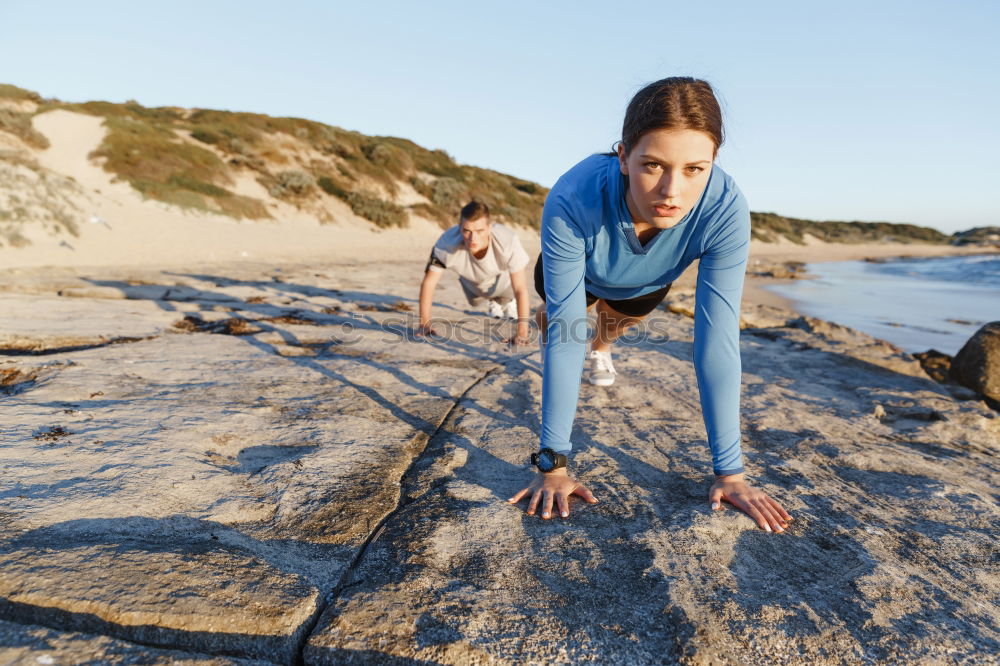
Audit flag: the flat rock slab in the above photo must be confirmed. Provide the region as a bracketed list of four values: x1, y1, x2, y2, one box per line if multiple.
[2, 260, 998, 664]
[307, 304, 1000, 664]
[0, 261, 512, 662]
[0, 295, 179, 352]
[0, 528, 317, 661]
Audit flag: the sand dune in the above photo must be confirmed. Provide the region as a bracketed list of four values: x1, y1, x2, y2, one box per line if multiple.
[2, 109, 989, 275]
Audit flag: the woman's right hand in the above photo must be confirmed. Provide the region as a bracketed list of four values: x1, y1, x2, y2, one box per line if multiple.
[507, 469, 598, 519]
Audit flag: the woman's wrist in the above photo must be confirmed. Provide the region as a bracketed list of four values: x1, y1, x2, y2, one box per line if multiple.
[715, 472, 745, 482]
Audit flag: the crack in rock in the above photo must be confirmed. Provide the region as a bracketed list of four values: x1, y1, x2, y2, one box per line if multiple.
[0, 335, 157, 356]
[295, 364, 503, 664]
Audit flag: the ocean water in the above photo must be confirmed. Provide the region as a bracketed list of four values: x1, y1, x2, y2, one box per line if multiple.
[764, 254, 1000, 355]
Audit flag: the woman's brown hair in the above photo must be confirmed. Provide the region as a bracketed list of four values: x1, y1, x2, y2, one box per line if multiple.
[621, 77, 724, 156]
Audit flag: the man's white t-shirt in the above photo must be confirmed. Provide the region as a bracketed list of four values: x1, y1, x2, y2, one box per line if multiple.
[427, 223, 530, 292]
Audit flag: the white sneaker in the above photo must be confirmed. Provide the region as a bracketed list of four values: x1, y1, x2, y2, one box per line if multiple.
[487, 300, 505, 318]
[588, 350, 617, 386]
[504, 300, 518, 320]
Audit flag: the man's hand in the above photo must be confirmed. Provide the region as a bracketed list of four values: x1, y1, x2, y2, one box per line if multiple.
[415, 323, 441, 338]
[503, 332, 532, 347]
[502, 318, 532, 347]
[709, 473, 793, 532]
[507, 468, 597, 518]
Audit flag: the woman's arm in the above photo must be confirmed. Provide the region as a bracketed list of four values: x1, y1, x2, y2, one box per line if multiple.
[508, 201, 598, 519]
[694, 200, 792, 532]
[693, 211, 749, 477]
[539, 208, 589, 454]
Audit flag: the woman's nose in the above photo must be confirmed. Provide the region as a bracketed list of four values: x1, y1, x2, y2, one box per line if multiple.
[659, 173, 680, 199]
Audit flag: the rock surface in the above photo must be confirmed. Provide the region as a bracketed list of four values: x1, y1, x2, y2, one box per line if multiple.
[0, 618, 267, 665]
[1, 260, 998, 664]
[951, 321, 1000, 403]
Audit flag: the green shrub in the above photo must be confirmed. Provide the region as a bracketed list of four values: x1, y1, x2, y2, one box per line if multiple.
[512, 180, 540, 195]
[347, 192, 407, 229]
[134, 181, 212, 212]
[167, 174, 230, 198]
[83, 114, 277, 218]
[268, 170, 315, 198]
[93, 116, 230, 187]
[431, 177, 466, 210]
[0, 225, 31, 248]
[409, 176, 434, 200]
[317, 175, 349, 200]
[122, 101, 182, 123]
[498, 204, 538, 228]
[185, 110, 264, 157]
[0, 84, 42, 102]
[411, 148, 465, 179]
[216, 194, 271, 219]
[339, 148, 399, 194]
[409, 202, 454, 229]
[190, 129, 220, 145]
[363, 141, 414, 178]
[0, 109, 49, 149]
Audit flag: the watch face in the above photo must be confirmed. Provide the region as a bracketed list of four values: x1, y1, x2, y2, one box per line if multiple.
[537, 450, 554, 471]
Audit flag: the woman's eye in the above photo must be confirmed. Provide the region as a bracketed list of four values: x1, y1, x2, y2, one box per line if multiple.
[686, 166, 705, 174]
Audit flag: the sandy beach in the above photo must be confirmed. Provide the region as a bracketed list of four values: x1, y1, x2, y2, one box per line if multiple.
[1, 108, 998, 664]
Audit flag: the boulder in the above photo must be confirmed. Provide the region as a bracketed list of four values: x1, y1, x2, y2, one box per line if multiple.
[950, 321, 1000, 402]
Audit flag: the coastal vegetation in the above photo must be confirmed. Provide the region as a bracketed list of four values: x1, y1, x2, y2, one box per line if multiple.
[0, 84, 49, 149]
[750, 211, 951, 245]
[952, 226, 1000, 245]
[17, 91, 548, 229]
[0, 84, 992, 245]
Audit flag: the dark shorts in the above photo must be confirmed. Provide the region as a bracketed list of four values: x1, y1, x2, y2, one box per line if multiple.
[533, 254, 671, 318]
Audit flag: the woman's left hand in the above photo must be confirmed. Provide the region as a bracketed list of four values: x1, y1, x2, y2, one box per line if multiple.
[709, 473, 793, 533]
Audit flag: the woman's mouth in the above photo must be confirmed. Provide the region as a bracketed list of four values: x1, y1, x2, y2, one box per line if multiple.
[654, 204, 680, 217]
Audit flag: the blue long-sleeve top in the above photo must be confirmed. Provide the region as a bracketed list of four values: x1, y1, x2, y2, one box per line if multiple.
[540, 154, 749, 476]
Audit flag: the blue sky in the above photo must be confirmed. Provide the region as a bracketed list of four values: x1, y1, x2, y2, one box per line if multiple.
[3, 1, 998, 233]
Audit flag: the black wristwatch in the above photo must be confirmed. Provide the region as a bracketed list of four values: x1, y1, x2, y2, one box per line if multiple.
[531, 447, 568, 473]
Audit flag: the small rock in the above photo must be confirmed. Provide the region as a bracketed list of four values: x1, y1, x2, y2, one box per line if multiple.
[873, 404, 886, 420]
[914, 349, 953, 384]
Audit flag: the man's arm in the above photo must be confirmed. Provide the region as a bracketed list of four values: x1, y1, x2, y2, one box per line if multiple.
[417, 267, 444, 336]
[507, 268, 532, 345]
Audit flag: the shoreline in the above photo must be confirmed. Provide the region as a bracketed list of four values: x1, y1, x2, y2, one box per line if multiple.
[725, 241, 994, 313]
[3, 238, 995, 318]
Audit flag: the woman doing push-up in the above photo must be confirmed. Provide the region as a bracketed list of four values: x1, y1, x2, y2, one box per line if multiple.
[508, 77, 793, 532]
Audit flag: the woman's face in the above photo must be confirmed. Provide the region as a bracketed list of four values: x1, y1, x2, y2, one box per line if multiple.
[617, 128, 716, 230]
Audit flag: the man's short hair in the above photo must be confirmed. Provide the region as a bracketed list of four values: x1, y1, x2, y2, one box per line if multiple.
[460, 201, 490, 223]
